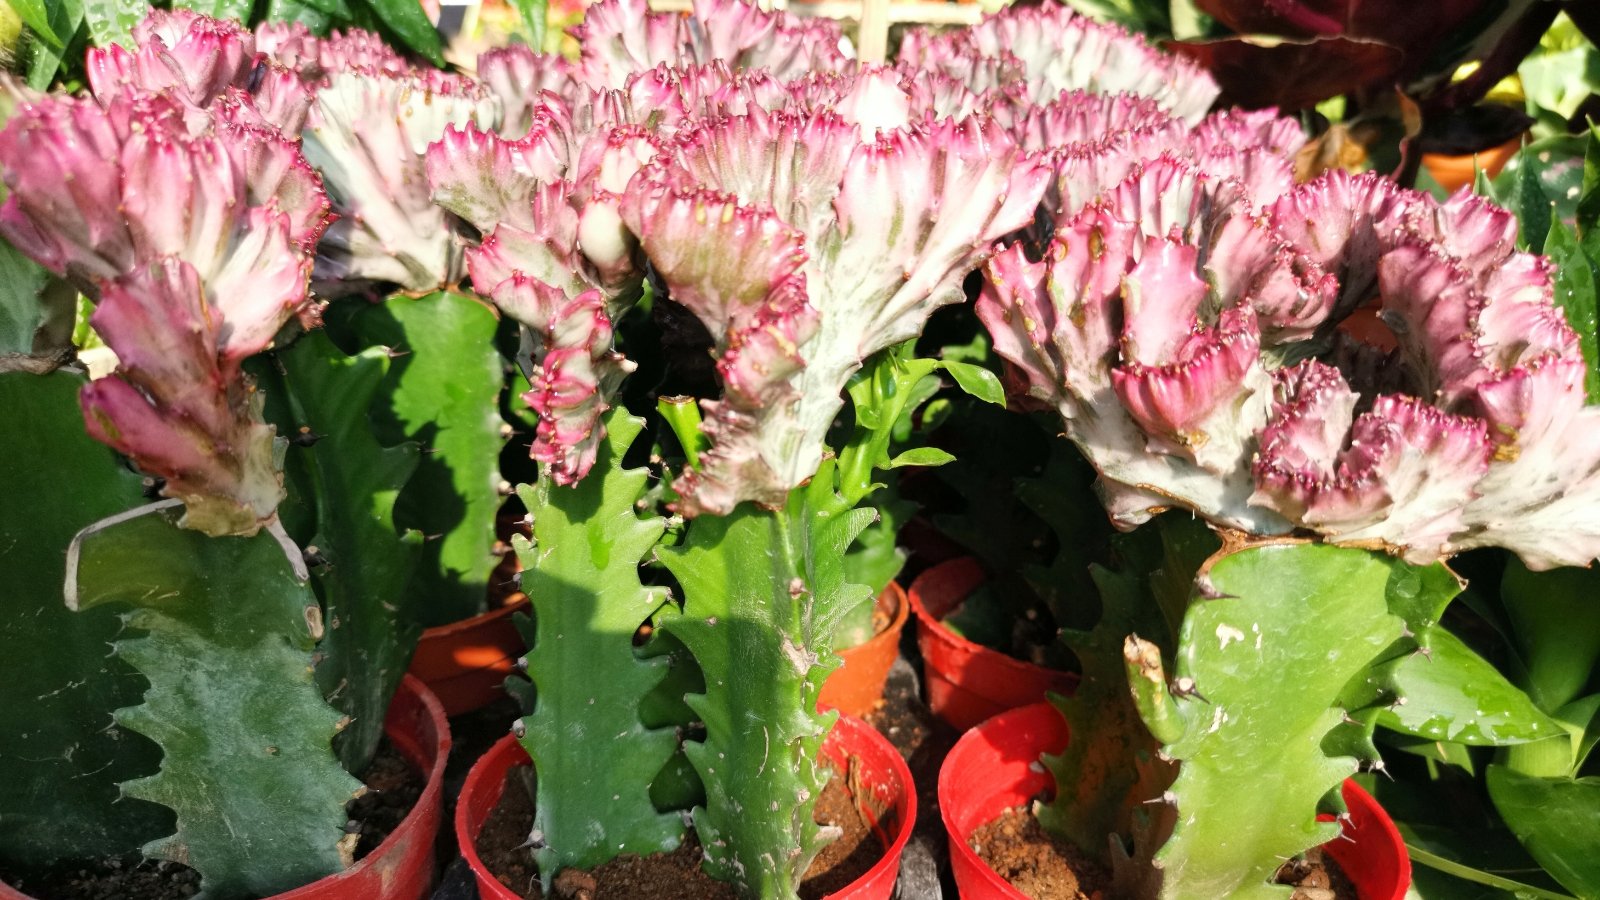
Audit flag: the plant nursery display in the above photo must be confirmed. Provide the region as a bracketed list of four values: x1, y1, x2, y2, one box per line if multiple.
[1, 0, 1598, 898]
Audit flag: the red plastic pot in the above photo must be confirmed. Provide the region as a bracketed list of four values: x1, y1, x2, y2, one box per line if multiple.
[818, 581, 911, 717]
[939, 703, 1411, 900]
[458, 712, 917, 899]
[0, 674, 451, 900]
[407, 594, 530, 716]
[909, 559, 1077, 731]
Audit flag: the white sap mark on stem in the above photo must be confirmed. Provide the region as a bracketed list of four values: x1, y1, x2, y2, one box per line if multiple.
[1252, 622, 1262, 650]
[1207, 705, 1227, 734]
[1216, 623, 1246, 649]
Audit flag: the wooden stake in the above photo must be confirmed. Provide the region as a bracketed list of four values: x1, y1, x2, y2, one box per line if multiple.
[856, 0, 890, 63]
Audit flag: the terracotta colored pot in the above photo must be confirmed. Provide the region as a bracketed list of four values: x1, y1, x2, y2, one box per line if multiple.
[0, 675, 452, 900]
[408, 595, 530, 716]
[459, 712, 917, 900]
[1422, 135, 1522, 193]
[818, 581, 911, 717]
[908, 558, 1077, 731]
[939, 703, 1411, 900]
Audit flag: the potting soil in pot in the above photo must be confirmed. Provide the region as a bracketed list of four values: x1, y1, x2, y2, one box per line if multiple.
[475, 770, 878, 899]
[1, 738, 426, 900]
[969, 805, 1359, 900]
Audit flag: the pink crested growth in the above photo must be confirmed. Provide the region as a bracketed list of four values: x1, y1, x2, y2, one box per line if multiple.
[478, 45, 579, 138]
[81, 259, 292, 536]
[574, 0, 846, 90]
[898, 3, 1219, 122]
[87, 9, 256, 110]
[301, 68, 499, 294]
[424, 78, 682, 483]
[976, 160, 1293, 533]
[0, 89, 323, 536]
[1249, 361, 1493, 560]
[623, 96, 1047, 515]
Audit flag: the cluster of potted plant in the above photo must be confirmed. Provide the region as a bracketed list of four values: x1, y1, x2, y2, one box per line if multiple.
[1, 0, 1597, 898]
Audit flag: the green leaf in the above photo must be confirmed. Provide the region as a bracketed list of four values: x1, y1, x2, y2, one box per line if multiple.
[1407, 843, 1577, 900]
[265, 0, 332, 29]
[1542, 220, 1600, 403]
[334, 293, 505, 627]
[1493, 135, 1589, 245]
[512, 409, 682, 884]
[1487, 766, 1600, 899]
[1377, 628, 1565, 746]
[9, 0, 60, 47]
[938, 359, 1006, 406]
[1502, 561, 1600, 713]
[510, 0, 546, 49]
[886, 446, 956, 468]
[274, 332, 422, 772]
[172, 0, 255, 20]
[0, 371, 170, 867]
[82, 0, 145, 47]
[1152, 544, 1409, 900]
[69, 503, 363, 898]
[25, 0, 83, 89]
[1576, 127, 1600, 255]
[353, 0, 441, 65]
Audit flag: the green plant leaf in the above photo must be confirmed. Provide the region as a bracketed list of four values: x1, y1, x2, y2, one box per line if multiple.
[1377, 628, 1565, 746]
[354, 0, 441, 65]
[69, 503, 363, 899]
[0, 371, 170, 867]
[1501, 560, 1600, 713]
[334, 293, 505, 628]
[510, 0, 546, 48]
[886, 446, 956, 468]
[9, 0, 60, 47]
[274, 332, 422, 772]
[25, 0, 83, 89]
[82, 0, 145, 47]
[1486, 766, 1600, 899]
[938, 359, 1006, 406]
[264, 0, 332, 29]
[511, 409, 682, 884]
[172, 0, 255, 20]
[1493, 135, 1589, 245]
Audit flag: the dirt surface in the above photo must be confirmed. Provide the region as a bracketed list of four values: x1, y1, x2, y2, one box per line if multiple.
[971, 806, 1110, 900]
[969, 805, 1360, 900]
[1278, 845, 1360, 900]
[2, 739, 424, 900]
[476, 767, 878, 898]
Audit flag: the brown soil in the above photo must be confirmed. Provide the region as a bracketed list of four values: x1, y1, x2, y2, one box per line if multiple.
[1277, 845, 1360, 900]
[477, 766, 882, 898]
[970, 806, 1359, 900]
[1, 739, 425, 900]
[972, 807, 1109, 900]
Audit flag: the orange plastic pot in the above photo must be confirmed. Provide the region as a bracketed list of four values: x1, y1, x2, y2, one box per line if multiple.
[940, 703, 1411, 900]
[1, 675, 452, 900]
[408, 595, 530, 716]
[1422, 135, 1521, 193]
[458, 712, 917, 900]
[908, 558, 1077, 731]
[818, 581, 910, 717]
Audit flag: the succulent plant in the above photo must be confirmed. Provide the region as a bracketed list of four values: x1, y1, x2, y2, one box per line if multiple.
[0, 88, 329, 536]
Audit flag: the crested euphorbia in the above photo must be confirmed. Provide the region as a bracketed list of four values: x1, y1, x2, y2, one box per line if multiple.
[898, 3, 1220, 122]
[425, 76, 677, 481]
[301, 67, 498, 294]
[624, 71, 1048, 515]
[983, 158, 1600, 570]
[0, 88, 329, 536]
[574, 0, 847, 90]
[478, 45, 579, 138]
[86, 8, 256, 109]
